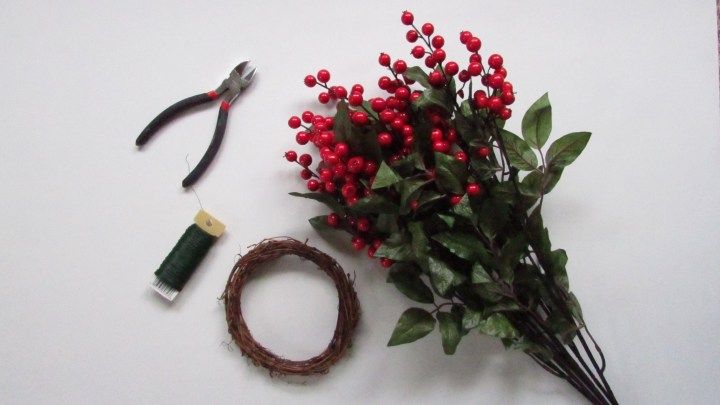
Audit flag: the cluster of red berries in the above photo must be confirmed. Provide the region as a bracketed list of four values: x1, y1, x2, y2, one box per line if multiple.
[286, 10, 514, 268]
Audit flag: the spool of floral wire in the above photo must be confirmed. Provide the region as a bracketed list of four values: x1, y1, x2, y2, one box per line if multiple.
[222, 238, 360, 375]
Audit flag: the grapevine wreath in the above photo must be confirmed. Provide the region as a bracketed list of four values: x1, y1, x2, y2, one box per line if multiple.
[284, 10, 617, 405]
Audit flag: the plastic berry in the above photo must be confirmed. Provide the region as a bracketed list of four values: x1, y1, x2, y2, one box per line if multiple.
[424, 55, 437, 68]
[295, 132, 310, 145]
[468, 62, 482, 76]
[459, 30, 472, 44]
[499, 108, 512, 120]
[357, 217, 371, 232]
[351, 111, 369, 125]
[409, 199, 419, 211]
[304, 75, 317, 87]
[450, 195, 463, 205]
[501, 91, 515, 105]
[430, 128, 444, 142]
[428, 71, 444, 87]
[403, 135, 415, 146]
[317, 69, 331, 83]
[466, 37, 481, 52]
[300, 169, 312, 180]
[370, 98, 387, 112]
[477, 146, 491, 158]
[458, 70, 470, 82]
[455, 151, 468, 163]
[288, 116, 301, 129]
[351, 84, 364, 94]
[395, 87, 410, 100]
[488, 54, 503, 69]
[380, 258, 394, 268]
[351, 236, 365, 250]
[469, 53, 481, 63]
[378, 132, 393, 147]
[333, 86, 348, 99]
[406, 30, 418, 43]
[348, 92, 363, 106]
[466, 183, 483, 197]
[444, 61, 459, 76]
[421, 23, 434, 36]
[334, 142, 349, 157]
[347, 156, 365, 173]
[364, 161, 378, 176]
[495, 67, 507, 78]
[489, 74, 504, 89]
[393, 59, 408, 74]
[341, 183, 357, 199]
[432, 140, 450, 153]
[488, 96, 504, 113]
[378, 53, 391, 67]
[284, 150, 297, 162]
[324, 182, 336, 193]
[411, 46, 425, 59]
[432, 49, 446, 63]
[431, 35, 445, 48]
[298, 153, 312, 167]
[319, 169, 333, 182]
[318, 92, 330, 104]
[307, 179, 320, 191]
[401, 10, 414, 25]
[327, 213, 340, 227]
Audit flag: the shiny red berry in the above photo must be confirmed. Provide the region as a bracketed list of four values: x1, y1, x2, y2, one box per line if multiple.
[469, 53, 481, 63]
[432, 49, 446, 63]
[428, 71, 444, 87]
[380, 258, 394, 268]
[477, 146, 491, 158]
[411, 46, 425, 59]
[351, 236, 365, 250]
[403, 135, 415, 146]
[367, 246, 377, 257]
[298, 154, 312, 167]
[488, 54, 503, 69]
[406, 30, 418, 43]
[459, 30, 472, 44]
[432, 140, 450, 153]
[430, 128, 443, 142]
[489, 74, 504, 89]
[357, 217, 371, 232]
[284, 150, 297, 162]
[377, 132, 393, 147]
[468, 62, 482, 76]
[317, 69, 331, 83]
[421, 23, 434, 35]
[458, 70, 470, 82]
[288, 116, 301, 129]
[370, 98, 387, 112]
[351, 84, 364, 94]
[466, 183, 483, 197]
[348, 92, 363, 106]
[502, 82, 514, 93]
[499, 108, 512, 120]
[450, 195, 463, 205]
[300, 169, 312, 180]
[501, 91, 515, 105]
[401, 11, 414, 25]
[307, 179, 320, 191]
[341, 183, 357, 199]
[379, 109, 395, 123]
[432, 35, 445, 48]
[347, 156, 365, 173]
[304, 75, 317, 87]
[494, 67, 507, 78]
[410, 199, 419, 211]
[327, 213, 340, 227]
[364, 161, 378, 176]
[424, 55, 437, 68]
[333, 86, 348, 99]
[334, 142, 349, 157]
[351, 111, 369, 125]
[393, 59, 408, 74]
[455, 151, 468, 163]
[488, 96, 504, 113]
[466, 37, 481, 52]
[378, 53, 391, 66]
[444, 61, 459, 76]
[295, 132, 310, 145]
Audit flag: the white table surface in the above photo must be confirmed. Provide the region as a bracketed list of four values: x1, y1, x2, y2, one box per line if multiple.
[1, 1, 719, 404]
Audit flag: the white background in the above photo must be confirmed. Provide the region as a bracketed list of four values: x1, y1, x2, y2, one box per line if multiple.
[1, 1, 718, 404]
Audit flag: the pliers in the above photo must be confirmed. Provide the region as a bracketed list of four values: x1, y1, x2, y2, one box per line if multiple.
[135, 61, 256, 188]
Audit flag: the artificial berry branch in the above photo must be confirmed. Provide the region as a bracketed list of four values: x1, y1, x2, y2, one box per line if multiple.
[284, 10, 614, 404]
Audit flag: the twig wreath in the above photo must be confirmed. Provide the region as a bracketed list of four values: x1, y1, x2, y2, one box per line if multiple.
[222, 238, 360, 375]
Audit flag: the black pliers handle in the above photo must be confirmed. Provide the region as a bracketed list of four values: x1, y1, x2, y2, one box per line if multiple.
[135, 61, 256, 188]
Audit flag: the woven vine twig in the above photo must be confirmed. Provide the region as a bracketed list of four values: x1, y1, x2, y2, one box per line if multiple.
[222, 238, 360, 375]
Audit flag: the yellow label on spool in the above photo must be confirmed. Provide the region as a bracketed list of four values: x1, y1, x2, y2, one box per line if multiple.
[194, 210, 225, 237]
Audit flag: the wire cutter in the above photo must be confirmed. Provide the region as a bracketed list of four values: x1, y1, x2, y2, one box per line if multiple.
[135, 61, 256, 188]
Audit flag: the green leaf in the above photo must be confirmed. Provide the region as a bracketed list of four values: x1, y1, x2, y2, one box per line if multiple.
[392, 152, 426, 175]
[399, 178, 431, 213]
[408, 222, 430, 260]
[308, 215, 333, 231]
[372, 161, 402, 189]
[415, 88, 451, 112]
[434, 152, 468, 193]
[437, 312, 462, 354]
[450, 194, 475, 220]
[521, 93, 552, 149]
[477, 197, 510, 240]
[426, 256, 465, 296]
[546, 132, 591, 168]
[526, 206, 551, 255]
[332, 101, 351, 142]
[483, 301, 522, 316]
[473, 283, 505, 302]
[471, 262, 493, 284]
[453, 113, 477, 143]
[432, 232, 485, 262]
[547, 312, 579, 343]
[462, 307, 483, 330]
[499, 129, 538, 171]
[289, 192, 344, 213]
[374, 213, 398, 234]
[361, 100, 379, 120]
[387, 264, 435, 304]
[375, 241, 414, 262]
[505, 337, 553, 359]
[415, 190, 444, 213]
[403, 66, 430, 88]
[387, 308, 436, 346]
[498, 234, 528, 282]
[548, 249, 569, 290]
[346, 124, 382, 162]
[568, 292, 584, 323]
[477, 313, 519, 339]
[522, 166, 564, 196]
[436, 213, 456, 228]
[350, 194, 398, 214]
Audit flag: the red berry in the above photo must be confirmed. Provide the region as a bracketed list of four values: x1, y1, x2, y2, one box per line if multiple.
[432, 49, 446, 63]
[378, 76, 391, 90]
[307, 179, 320, 191]
[341, 183, 357, 199]
[468, 62, 482, 76]
[303, 112, 316, 124]
[466, 37, 481, 52]
[378, 132, 393, 147]
[499, 108, 512, 120]
[318, 92, 330, 104]
[450, 195, 463, 205]
[444, 61, 459, 76]
[459, 31, 472, 44]
[327, 213, 340, 227]
[357, 217, 370, 232]
[380, 258, 394, 268]
[432, 35, 446, 48]
[410, 199, 419, 211]
[488, 54, 503, 69]
[295, 132, 310, 145]
[333, 163, 347, 178]
[502, 82, 514, 93]
[432, 140, 450, 153]
[284, 150, 297, 162]
[298, 153, 312, 167]
[319, 169, 333, 182]
[473, 93, 488, 109]
[393, 60, 408, 74]
[333, 86, 348, 99]
[370, 98, 387, 112]
[494, 67, 507, 78]
[430, 128, 444, 142]
[348, 92, 363, 106]
[402, 125, 414, 137]
[351, 236, 365, 250]
[421, 23, 434, 36]
[469, 53, 481, 63]
[379, 53, 391, 67]
[401, 10, 414, 25]
[403, 135, 415, 146]
[466, 183, 483, 197]
[477, 146, 491, 158]
[446, 128, 458, 143]
[501, 91, 515, 105]
[428, 71, 444, 87]
[347, 156, 365, 173]
[489, 73, 504, 89]
[300, 169, 312, 180]
[455, 151, 468, 163]
[351, 84, 364, 94]
[379, 109, 396, 123]
[406, 30, 418, 43]
[317, 69, 331, 83]
[411, 46, 425, 59]
[304, 75, 317, 87]
[488, 96, 504, 113]
[364, 161, 378, 176]
[367, 246, 377, 257]
[458, 70, 470, 82]
[288, 116, 301, 129]
[395, 87, 410, 100]
[424, 55, 437, 68]
[334, 142, 349, 157]
[351, 111, 369, 125]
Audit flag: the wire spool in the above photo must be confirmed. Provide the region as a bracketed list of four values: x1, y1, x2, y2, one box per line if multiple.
[222, 238, 360, 375]
[151, 210, 225, 301]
